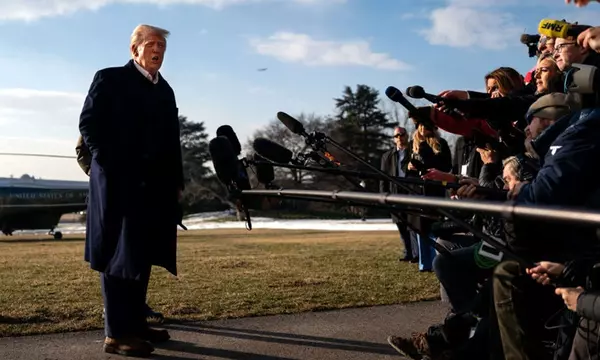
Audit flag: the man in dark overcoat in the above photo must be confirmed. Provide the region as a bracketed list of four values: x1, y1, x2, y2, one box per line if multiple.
[79, 23, 184, 357]
[380, 126, 418, 262]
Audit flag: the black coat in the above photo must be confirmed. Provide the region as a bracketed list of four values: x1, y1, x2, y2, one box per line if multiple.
[380, 142, 412, 223]
[79, 60, 184, 280]
[452, 136, 483, 178]
[406, 138, 452, 233]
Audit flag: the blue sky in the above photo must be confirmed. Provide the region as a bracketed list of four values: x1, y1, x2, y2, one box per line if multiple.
[0, 0, 597, 181]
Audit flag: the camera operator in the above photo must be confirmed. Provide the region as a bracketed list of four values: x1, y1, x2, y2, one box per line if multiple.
[380, 126, 419, 263]
[405, 121, 452, 272]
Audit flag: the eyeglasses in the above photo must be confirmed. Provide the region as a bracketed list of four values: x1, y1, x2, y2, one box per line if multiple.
[553, 42, 577, 54]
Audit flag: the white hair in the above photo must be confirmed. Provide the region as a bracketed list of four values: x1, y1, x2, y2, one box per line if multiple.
[502, 156, 520, 179]
[130, 24, 170, 55]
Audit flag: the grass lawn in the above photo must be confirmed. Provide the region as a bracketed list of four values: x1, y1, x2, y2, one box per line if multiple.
[0, 229, 439, 337]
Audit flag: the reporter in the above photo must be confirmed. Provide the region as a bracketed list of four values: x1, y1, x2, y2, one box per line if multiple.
[406, 122, 452, 272]
[533, 54, 563, 95]
[493, 99, 600, 360]
[525, 36, 555, 91]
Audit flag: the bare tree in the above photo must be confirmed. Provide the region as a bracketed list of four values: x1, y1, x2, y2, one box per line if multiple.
[245, 113, 335, 184]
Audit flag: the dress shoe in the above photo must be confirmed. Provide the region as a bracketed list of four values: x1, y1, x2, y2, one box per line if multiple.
[140, 327, 171, 343]
[103, 337, 154, 357]
[398, 256, 414, 262]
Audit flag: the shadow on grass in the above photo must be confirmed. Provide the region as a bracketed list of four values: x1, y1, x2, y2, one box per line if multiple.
[0, 237, 84, 244]
[0, 315, 56, 325]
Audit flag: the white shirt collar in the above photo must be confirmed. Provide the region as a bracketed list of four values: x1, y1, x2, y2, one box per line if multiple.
[133, 60, 159, 84]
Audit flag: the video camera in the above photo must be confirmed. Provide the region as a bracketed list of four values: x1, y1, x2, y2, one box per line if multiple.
[520, 33, 541, 58]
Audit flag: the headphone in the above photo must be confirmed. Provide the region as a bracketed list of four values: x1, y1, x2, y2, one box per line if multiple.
[514, 153, 539, 182]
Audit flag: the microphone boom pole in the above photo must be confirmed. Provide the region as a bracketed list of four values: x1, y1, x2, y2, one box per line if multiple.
[242, 189, 600, 228]
[277, 110, 533, 267]
[250, 159, 506, 198]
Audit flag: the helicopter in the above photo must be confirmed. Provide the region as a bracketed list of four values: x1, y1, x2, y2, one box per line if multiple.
[0, 152, 89, 240]
[0, 175, 88, 239]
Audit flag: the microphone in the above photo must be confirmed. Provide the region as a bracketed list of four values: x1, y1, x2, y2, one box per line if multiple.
[209, 136, 239, 186]
[209, 135, 255, 229]
[253, 153, 276, 187]
[385, 86, 419, 113]
[253, 138, 305, 165]
[386, 86, 437, 129]
[538, 19, 591, 39]
[406, 85, 441, 104]
[520, 34, 540, 45]
[407, 86, 463, 118]
[216, 125, 242, 156]
[277, 112, 306, 136]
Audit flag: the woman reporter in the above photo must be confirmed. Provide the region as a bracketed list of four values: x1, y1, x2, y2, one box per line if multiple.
[533, 53, 562, 95]
[406, 121, 452, 272]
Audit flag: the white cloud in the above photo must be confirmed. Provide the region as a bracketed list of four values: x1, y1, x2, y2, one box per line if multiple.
[249, 32, 411, 70]
[420, 1, 522, 50]
[0, 0, 345, 21]
[0, 88, 87, 181]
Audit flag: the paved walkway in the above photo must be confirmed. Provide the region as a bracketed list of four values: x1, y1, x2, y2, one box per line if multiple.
[0, 301, 448, 360]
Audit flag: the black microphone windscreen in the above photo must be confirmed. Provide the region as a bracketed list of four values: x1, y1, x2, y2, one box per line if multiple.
[385, 86, 418, 112]
[520, 34, 540, 45]
[253, 138, 293, 164]
[406, 86, 426, 99]
[209, 136, 239, 185]
[253, 153, 275, 184]
[276, 112, 305, 135]
[216, 125, 242, 156]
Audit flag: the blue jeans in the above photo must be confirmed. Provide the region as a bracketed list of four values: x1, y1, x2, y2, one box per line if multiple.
[416, 233, 437, 271]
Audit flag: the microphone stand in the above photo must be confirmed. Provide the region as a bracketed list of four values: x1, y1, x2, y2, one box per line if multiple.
[296, 129, 533, 267]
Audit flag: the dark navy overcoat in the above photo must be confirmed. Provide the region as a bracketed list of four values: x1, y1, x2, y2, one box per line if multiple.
[79, 60, 184, 280]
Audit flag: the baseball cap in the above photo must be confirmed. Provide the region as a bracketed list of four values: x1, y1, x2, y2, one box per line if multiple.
[525, 92, 580, 123]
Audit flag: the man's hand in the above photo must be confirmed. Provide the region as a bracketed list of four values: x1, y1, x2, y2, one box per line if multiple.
[408, 163, 417, 171]
[577, 26, 600, 53]
[421, 169, 457, 183]
[455, 177, 485, 200]
[437, 90, 469, 100]
[476, 147, 496, 164]
[435, 90, 468, 114]
[555, 287, 584, 311]
[526, 261, 566, 286]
